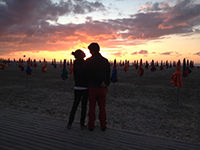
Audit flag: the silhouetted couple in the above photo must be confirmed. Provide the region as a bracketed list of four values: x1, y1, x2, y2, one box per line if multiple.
[67, 43, 111, 131]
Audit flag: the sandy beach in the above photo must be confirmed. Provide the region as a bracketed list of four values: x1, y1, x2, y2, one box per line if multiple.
[0, 62, 199, 144]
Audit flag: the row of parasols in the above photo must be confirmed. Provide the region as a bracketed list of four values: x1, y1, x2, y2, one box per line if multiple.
[0, 58, 196, 88]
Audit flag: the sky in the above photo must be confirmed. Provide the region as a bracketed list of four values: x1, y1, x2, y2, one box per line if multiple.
[0, 0, 200, 63]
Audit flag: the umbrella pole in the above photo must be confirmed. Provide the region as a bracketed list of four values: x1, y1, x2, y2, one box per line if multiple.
[25, 76, 28, 88]
[177, 87, 180, 106]
[63, 80, 66, 92]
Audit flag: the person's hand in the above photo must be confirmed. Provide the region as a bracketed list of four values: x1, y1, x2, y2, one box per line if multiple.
[100, 82, 106, 88]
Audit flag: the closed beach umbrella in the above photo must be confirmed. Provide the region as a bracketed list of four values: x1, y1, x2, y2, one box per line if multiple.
[135, 60, 138, 70]
[124, 60, 129, 72]
[138, 59, 144, 76]
[170, 60, 183, 88]
[111, 59, 118, 82]
[53, 59, 57, 68]
[145, 61, 149, 69]
[42, 59, 47, 72]
[61, 59, 68, 80]
[169, 61, 172, 68]
[183, 58, 188, 77]
[160, 61, 164, 70]
[170, 60, 183, 105]
[166, 60, 169, 69]
[69, 59, 73, 74]
[0, 60, 6, 70]
[26, 60, 32, 76]
[190, 60, 194, 68]
[173, 61, 176, 67]
[187, 59, 192, 74]
[60, 60, 63, 68]
[33, 59, 37, 67]
[18, 59, 24, 71]
[151, 60, 156, 72]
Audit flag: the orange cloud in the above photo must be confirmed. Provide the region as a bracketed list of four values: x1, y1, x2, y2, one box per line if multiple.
[158, 24, 174, 29]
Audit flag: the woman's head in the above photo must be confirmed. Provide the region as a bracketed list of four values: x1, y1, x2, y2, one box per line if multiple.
[72, 49, 86, 59]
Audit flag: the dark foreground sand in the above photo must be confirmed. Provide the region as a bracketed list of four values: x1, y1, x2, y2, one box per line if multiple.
[0, 62, 199, 144]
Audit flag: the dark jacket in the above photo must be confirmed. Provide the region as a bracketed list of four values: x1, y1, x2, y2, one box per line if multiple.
[73, 58, 88, 87]
[86, 53, 110, 88]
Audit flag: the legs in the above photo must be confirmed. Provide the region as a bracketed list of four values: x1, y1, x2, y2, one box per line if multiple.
[68, 90, 88, 128]
[97, 88, 107, 128]
[80, 90, 88, 126]
[88, 88, 107, 129]
[68, 88, 107, 130]
[88, 88, 97, 129]
[68, 90, 81, 126]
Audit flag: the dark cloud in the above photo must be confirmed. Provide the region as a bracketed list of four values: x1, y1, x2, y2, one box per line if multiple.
[122, 0, 200, 39]
[131, 50, 148, 55]
[160, 51, 173, 55]
[138, 50, 148, 54]
[0, 0, 105, 34]
[113, 52, 122, 56]
[194, 52, 200, 56]
[131, 52, 138, 55]
[139, 2, 170, 12]
[175, 51, 182, 57]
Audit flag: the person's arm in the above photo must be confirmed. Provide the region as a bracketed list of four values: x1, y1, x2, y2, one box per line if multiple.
[105, 60, 111, 87]
[84, 59, 90, 85]
[73, 61, 77, 81]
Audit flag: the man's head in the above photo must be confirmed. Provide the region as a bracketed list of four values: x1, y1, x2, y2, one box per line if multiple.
[88, 43, 100, 55]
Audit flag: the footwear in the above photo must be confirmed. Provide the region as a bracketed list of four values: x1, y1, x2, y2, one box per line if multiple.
[88, 127, 94, 131]
[67, 123, 72, 129]
[101, 127, 107, 131]
[80, 125, 87, 130]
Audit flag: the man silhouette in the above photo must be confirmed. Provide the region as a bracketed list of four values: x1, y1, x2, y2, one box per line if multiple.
[86, 43, 111, 131]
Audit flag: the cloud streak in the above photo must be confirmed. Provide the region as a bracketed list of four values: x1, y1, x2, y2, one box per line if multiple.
[160, 51, 173, 55]
[194, 52, 200, 56]
[131, 52, 138, 55]
[138, 50, 148, 54]
[131, 50, 148, 55]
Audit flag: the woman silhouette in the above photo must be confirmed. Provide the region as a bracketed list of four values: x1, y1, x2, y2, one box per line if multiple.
[67, 49, 88, 130]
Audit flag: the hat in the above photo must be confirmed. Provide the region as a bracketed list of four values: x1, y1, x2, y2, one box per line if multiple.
[72, 49, 85, 59]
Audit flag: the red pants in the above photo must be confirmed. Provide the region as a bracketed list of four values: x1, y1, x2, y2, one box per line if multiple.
[88, 88, 107, 128]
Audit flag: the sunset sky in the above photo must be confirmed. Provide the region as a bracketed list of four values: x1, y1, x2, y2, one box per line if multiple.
[0, 0, 200, 62]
